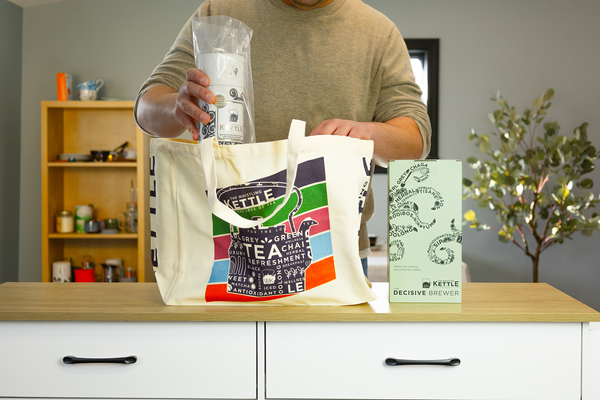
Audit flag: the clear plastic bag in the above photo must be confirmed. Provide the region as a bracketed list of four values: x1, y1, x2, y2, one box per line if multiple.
[192, 16, 255, 144]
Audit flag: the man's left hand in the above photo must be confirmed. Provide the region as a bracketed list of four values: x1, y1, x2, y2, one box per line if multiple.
[309, 117, 424, 166]
[309, 119, 375, 140]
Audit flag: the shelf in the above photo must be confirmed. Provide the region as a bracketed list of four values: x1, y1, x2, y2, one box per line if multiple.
[49, 233, 138, 239]
[48, 162, 137, 168]
[41, 100, 151, 283]
[44, 100, 136, 109]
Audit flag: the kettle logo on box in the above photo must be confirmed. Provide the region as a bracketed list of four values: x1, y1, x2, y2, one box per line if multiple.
[393, 278, 460, 297]
[200, 88, 245, 144]
[205, 157, 338, 302]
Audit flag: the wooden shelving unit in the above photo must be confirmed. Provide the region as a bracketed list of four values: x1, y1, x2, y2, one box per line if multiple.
[41, 101, 152, 282]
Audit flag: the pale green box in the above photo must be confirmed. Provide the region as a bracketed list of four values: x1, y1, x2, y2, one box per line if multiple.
[388, 160, 462, 303]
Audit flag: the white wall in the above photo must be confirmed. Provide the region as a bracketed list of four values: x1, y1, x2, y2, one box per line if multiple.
[365, 0, 600, 310]
[18, 0, 600, 310]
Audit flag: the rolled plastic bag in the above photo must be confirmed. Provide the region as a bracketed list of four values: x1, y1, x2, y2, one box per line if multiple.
[192, 16, 255, 144]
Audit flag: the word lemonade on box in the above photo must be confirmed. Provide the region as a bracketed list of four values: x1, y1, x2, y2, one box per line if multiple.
[388, 160, 462, 303]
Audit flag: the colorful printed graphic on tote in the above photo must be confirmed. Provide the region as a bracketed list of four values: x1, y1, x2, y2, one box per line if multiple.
[205, 157, 336, 302]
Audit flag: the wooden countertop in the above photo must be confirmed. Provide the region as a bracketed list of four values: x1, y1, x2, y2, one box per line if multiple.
[0, 282, 598, 322]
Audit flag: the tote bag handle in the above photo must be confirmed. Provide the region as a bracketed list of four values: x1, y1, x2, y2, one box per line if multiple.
[200, 119, 305, 228]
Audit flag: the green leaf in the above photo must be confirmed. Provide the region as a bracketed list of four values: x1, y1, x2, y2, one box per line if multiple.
[544, 88, 555, 100]
[582, 159, 595, 173]
[586, 146, 597, 157]
[582, 229, 594, 237]
[579, 179, 594, 189]
[493, 109, 504, 123]
[558, 187, 570, 199]
[480, 141, 492, 153]
[463, 178, 473, 187]
[466, 156, 479, 166]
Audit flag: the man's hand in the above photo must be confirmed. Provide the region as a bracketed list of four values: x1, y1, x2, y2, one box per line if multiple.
[309, 117, 423, 166]
[137, 68, 216, 140]
[175, 68, 216, 140]
[310, 119, 376, 140]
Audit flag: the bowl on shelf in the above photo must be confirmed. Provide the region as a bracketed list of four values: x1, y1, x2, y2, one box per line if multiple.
[57, 153, 92, 162]
[90, 150, 111, 162]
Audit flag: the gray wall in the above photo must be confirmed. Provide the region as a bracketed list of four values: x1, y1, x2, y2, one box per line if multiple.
[17, 0, 600, 310]
[0, 0, 23, 283]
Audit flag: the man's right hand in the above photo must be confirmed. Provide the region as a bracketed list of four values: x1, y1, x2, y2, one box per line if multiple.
[175, 68, 216, 140]
[137, 68, 216, 140]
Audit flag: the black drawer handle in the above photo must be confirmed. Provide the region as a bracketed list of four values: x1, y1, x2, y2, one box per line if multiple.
[63, 355, 137, 365]
[385, 357, 460, 366]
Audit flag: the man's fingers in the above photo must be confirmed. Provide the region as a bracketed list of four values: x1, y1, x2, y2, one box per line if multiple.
[310, 119, 349, 136]
[186, 68, 210, 87]
[184, 80, 216, 105]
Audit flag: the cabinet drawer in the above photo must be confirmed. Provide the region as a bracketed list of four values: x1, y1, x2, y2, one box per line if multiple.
[265, 322, 581, 400]
[0, 321, 256, 399]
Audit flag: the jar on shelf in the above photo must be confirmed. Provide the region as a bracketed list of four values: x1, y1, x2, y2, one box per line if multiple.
[56, 211, 74, 233]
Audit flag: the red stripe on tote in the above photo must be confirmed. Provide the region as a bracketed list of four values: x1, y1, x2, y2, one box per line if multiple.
[205, 284, 292, 302]
[213, 235, 231, 260]
[280, 207, 331, 235]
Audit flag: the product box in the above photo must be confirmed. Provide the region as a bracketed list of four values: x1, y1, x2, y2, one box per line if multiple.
[56, 73, 72, 101]
[388, 160, 462, 303]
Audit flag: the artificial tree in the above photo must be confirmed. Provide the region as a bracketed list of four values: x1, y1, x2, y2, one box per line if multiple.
[463, 89, 600, 282]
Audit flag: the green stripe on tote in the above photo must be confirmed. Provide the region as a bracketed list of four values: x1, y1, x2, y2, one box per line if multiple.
[212, 183, 328, 235]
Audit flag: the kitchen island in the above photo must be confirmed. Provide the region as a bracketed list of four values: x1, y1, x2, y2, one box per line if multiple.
[1, 282, 598, 399]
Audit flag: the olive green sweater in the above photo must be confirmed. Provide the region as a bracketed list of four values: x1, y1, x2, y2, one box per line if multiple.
[135, 0, 431, 257]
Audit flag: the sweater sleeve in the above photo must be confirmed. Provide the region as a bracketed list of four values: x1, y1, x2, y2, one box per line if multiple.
[133, 2, 211, 134]
[373, 28, 432, 159]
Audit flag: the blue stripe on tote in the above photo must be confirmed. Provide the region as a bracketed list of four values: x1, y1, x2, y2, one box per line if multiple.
[208, 230, 333, 284]
[208, 260, 230, 283]
[310, 231, 333, 262]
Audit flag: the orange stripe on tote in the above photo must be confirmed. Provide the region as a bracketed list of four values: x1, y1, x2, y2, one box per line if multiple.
[305, 256, 336, 290]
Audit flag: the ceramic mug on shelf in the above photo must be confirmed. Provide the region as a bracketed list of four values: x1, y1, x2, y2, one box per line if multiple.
[84, 220, 100, 233]
[52, 260, 71, 283]
[75, 204, 93, 233]
[102, 218, 119, 234]
[77, 79, 104, 101]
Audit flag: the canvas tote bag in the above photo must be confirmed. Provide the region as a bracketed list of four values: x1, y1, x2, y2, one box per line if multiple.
[150, 120, 377, 305]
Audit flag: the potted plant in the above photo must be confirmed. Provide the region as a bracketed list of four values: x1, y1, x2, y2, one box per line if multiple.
[463, 89, 600, 282]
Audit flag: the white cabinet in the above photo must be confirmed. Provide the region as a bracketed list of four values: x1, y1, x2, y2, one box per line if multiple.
[265, 322, 582, 400]
[0, 321, 257, 399]
[0, 282, 598, 400]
